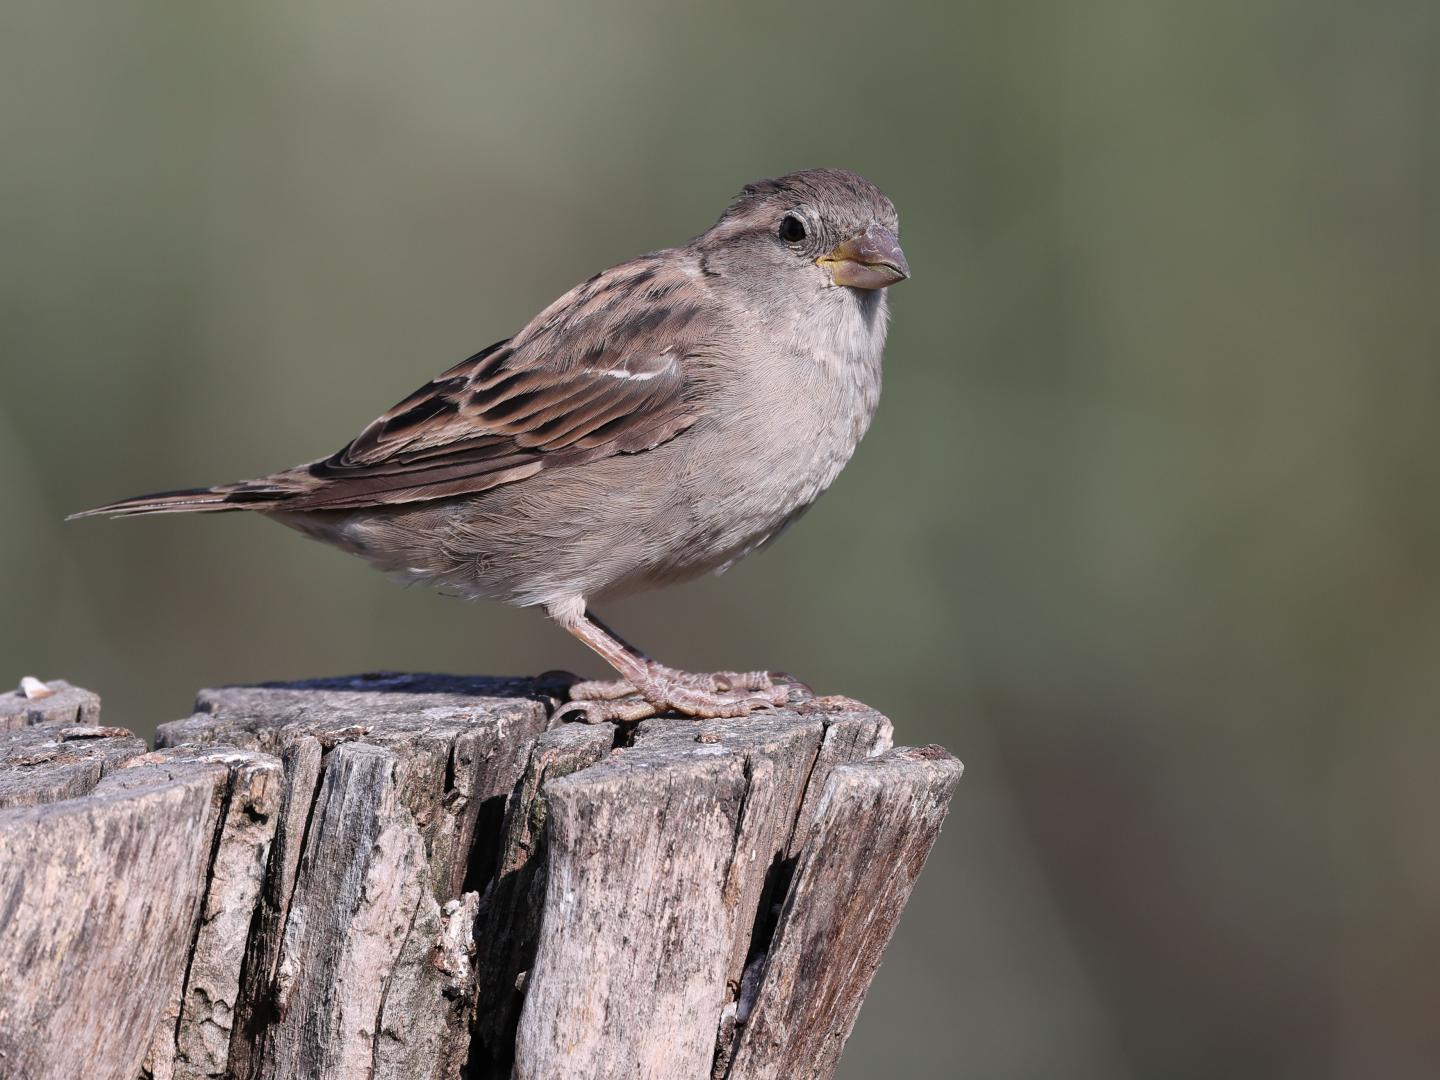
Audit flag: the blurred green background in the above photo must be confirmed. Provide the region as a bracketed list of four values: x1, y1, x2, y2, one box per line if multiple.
[3, 1, 1437, 1076]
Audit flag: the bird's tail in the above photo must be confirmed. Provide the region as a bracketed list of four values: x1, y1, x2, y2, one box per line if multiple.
[67, 481, 290, 520]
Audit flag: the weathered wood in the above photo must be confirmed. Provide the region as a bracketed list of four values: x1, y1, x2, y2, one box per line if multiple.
[725, 745, 964, 1079]
[0, 678, 102, 731]
[0, 674, 958, 1080]
[160, 673, 557, 901]
[120, 747, 284, 1080]
[225, 737, 324, 1080]
[468, 722, 616, 1077]
[158, 673, 555, 1080]
[514, 742, 750, 1079]
[0, 719, 147, 808]
[513, 697, 896, 1079]
[0, 742, 266, 1080]
[258, 740, 430, 1080]
[638, 699, 891, 999]
[374, 889, 480, 1080]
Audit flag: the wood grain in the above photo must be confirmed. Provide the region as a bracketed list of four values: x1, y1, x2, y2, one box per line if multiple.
[0, 748, 234, 1079]
[725, 746, 963, 1079]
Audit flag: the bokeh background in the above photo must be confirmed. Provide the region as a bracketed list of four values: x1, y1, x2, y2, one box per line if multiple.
[3, 1, 1437, 1076]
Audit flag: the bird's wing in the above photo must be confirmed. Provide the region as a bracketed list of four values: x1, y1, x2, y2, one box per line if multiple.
[222, 257, 712, 512]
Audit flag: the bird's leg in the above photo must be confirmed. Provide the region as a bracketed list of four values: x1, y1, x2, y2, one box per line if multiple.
[548, 601, 791, 724]
[565, 609, 800, 700]
[563, 610, 652, 700]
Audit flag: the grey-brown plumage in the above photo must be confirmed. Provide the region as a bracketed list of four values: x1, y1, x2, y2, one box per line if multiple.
[73, 168, 909, 722]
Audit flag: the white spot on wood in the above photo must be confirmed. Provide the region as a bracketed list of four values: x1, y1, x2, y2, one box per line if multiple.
[20, 676, 53, 699]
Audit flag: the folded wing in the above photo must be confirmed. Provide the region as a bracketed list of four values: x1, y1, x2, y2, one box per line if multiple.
[74, 257, 712, 517]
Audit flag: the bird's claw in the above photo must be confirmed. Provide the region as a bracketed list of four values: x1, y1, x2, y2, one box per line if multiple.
[556, 695, 661, 724]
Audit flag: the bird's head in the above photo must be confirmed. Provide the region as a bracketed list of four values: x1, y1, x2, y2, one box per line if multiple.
[696, 168, 908, 295]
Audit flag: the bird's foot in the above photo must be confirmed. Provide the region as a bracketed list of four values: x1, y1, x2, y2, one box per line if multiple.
[558, 670, 797, 725]
[567, 664, 795, 702]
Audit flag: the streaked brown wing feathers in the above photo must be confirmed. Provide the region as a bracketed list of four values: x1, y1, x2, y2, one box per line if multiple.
[261, 258, 708, 511]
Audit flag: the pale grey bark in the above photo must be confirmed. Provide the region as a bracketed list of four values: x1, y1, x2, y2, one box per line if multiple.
[0, 676, 958, 1080]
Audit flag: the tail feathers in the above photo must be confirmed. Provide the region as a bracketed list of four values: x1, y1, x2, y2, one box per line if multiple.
[67, 483, 287, 520]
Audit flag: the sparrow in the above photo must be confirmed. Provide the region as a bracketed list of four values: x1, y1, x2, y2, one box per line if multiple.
[72, 168, 909, 723]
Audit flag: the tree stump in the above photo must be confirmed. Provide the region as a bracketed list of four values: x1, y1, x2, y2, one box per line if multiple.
[0, 674, 961, 1080]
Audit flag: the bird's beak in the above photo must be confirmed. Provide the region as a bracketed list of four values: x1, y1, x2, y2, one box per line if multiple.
[817, 224, 910, 289]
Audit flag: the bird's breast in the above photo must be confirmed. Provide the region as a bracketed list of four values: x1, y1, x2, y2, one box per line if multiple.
[671, 289, 887, 572]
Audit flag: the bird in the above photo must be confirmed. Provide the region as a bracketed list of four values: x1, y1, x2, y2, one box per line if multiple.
[71, 168, 909, 723]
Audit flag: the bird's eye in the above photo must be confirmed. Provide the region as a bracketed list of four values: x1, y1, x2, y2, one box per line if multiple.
[779, 214, 807, 243]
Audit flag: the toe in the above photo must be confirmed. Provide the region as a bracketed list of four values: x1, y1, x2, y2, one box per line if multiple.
[769, 671, 814, 696]
[568, 677, 639, 701]
[710, 670, 777, 692]
[560, 677, 794, 725]
[652, 683, 787, 719]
